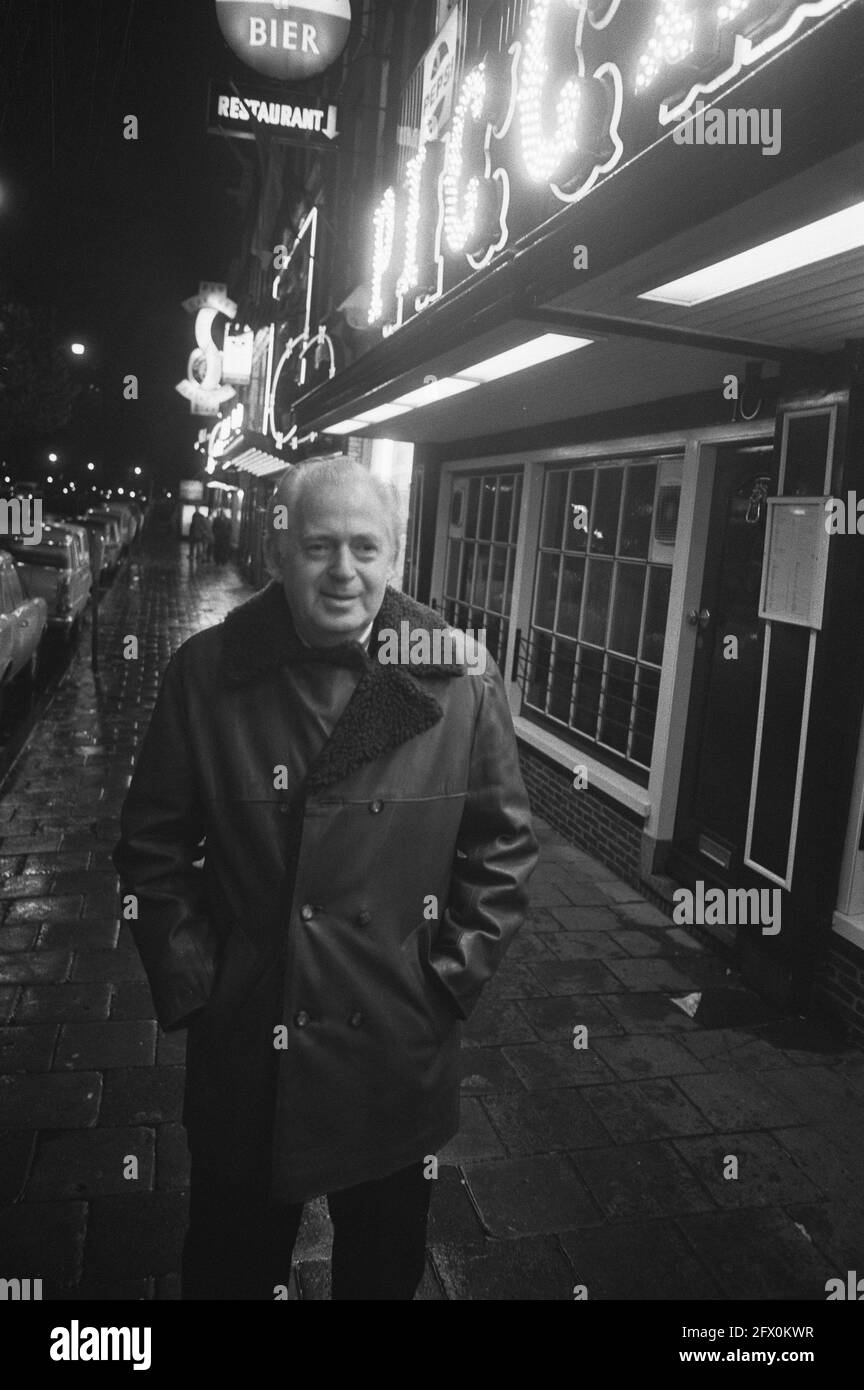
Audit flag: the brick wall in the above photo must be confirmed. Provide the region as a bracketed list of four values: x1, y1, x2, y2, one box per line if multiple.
[814, 934, 864, 1044]
[518, 741, 644, 885]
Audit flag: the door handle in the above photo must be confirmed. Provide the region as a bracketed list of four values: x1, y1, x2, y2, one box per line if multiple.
[687, 608, 711, 630]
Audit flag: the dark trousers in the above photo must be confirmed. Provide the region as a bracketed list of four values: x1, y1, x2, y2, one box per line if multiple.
[182, 1161, 432, 1301]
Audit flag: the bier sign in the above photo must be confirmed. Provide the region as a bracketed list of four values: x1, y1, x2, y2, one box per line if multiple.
[215, 0, 351, 82]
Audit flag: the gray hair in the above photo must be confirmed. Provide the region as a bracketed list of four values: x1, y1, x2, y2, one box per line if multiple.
[263, 458, 405, 578]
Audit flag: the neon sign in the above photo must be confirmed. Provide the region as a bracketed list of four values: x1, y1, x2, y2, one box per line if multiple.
[266, 209, 336, 447]
[176, 284, 238, 416]
[366, 0, 845, 332]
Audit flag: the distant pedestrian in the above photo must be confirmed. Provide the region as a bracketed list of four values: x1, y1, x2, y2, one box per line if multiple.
[188, 509, 209, 568]
[212, 510, 231, 565]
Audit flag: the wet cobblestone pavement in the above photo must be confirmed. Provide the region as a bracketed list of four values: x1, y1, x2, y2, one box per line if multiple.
[1, 541, 863, 1300]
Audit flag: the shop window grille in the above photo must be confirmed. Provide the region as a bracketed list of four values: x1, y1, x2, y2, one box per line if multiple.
[520, 457, 678, 778]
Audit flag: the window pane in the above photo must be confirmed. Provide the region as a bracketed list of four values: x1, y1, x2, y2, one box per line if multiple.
[534, 552, 560, 629]
[620, 466, 656, 558]
[488, 545, 507, 613]
[549, 639, 576, 722]
[473, 544, 490, 607]
[589, 470, 622, 554]
[494, 476, 515, 541]
[465, 477, 481, 537]
[581, 558, 612, 645]
[479, 478, 496, 538]
[527, 630, 553, 710]
[631, 667, 660, 766]
[558, 555, 584, 638]
[642, 565, 672, 665]
[600, 657, 635, 753]
[609, 563, 644, 657]
[542, 472, 568, 549]
[573, 646, 603, 736]
[457, 544, 474, 603]
[564, 471, 593, 554]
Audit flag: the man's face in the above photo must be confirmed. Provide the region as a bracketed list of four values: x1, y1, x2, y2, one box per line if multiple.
[276, 478, 395, 647]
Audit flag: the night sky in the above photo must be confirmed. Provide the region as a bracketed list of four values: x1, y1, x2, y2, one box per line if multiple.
[0, 0, 246, 487]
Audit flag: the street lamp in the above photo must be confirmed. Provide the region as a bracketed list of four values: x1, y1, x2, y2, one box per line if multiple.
[70, 342, 86, 357]
[133, 466, 142, 476]
[87, 462, 95, 472]
[48, 452, 58, 463]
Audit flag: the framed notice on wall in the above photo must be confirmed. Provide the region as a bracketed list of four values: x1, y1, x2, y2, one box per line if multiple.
[758, 497, 830, 630]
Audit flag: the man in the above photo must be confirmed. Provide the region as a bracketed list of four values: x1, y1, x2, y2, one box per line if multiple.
[113, 458, 537, 1301]
[211, 508, 231, 565]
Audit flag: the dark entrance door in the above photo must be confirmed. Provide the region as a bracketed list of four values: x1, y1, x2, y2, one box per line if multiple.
[668, 442, 775, 889]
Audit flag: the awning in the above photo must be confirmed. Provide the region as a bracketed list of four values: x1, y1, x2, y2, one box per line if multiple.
[224, 447, 291, 479]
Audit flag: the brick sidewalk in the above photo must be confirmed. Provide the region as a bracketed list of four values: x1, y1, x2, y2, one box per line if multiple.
[1, 542, 863, 1300]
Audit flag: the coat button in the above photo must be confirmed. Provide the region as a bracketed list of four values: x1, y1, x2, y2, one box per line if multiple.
[357, 909, 372, 927]
[349, 1011, 364, 1028]
[294, 1010, 310, 1028]
[300, 904, 315, 921]
[369, 799, 383, 814]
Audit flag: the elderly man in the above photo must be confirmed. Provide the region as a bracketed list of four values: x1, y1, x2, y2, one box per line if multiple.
[113, 458, 537, 1301]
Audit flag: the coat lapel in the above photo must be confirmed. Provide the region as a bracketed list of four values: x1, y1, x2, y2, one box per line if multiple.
[220, 582, 467, 792]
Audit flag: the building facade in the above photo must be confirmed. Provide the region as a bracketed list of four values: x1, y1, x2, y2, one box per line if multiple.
[287, 0, 864, 1038]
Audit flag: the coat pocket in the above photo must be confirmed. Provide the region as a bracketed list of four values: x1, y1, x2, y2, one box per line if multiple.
[403, 921, 460, 1043]
[198, 920, 272, 1026]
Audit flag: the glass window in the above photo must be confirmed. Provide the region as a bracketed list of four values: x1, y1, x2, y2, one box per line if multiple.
[524, 456, 678, 775]
[440, 469, 523, 669]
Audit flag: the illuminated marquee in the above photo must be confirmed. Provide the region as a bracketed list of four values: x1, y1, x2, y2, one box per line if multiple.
[366, 0, 844, 332]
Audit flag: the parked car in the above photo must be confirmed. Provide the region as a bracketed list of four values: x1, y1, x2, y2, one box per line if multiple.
[0, 523, 92, 642]
[92, 504, 136, 553]
[76, 513, 123, 575]
[0, 551, 47, 717]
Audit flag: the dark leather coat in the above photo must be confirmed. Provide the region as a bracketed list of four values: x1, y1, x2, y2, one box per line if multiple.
[113, 582, 537, 1202]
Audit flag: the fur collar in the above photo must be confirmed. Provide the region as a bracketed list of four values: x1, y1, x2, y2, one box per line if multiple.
[220, 583, 467, 792]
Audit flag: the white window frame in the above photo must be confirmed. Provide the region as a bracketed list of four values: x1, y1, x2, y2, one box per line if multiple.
[432, 418, 776, 835]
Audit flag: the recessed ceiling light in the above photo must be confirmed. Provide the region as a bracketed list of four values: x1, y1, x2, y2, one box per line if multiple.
[394, 377, 478, 408]
[640, 200, 864, 306]
[354, 403, 413, 424]
[456, 332, 592, 384]
[323, 419, 368, 435]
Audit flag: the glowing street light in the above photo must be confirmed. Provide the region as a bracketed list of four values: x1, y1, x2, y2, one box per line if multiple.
[48, 452, 58, 463]
[70, 342, 86, 356]
[46, 475, 54, 484]
[133, 466, 142, 476]
[87, 462, 95, 472]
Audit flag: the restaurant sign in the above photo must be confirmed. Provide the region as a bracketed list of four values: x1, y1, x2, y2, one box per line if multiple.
[367, 0, 846, 334]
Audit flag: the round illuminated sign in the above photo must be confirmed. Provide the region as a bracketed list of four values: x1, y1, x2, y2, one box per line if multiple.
[215, 0, 352, 82]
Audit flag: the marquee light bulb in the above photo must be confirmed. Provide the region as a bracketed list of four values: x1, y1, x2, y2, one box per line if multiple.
[369, 188, 395, 324]
[520, 0, 581, 183]
[444, 64, 486, 253]
[396, 145, 428, 300]
[635, 0, 696, 92]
